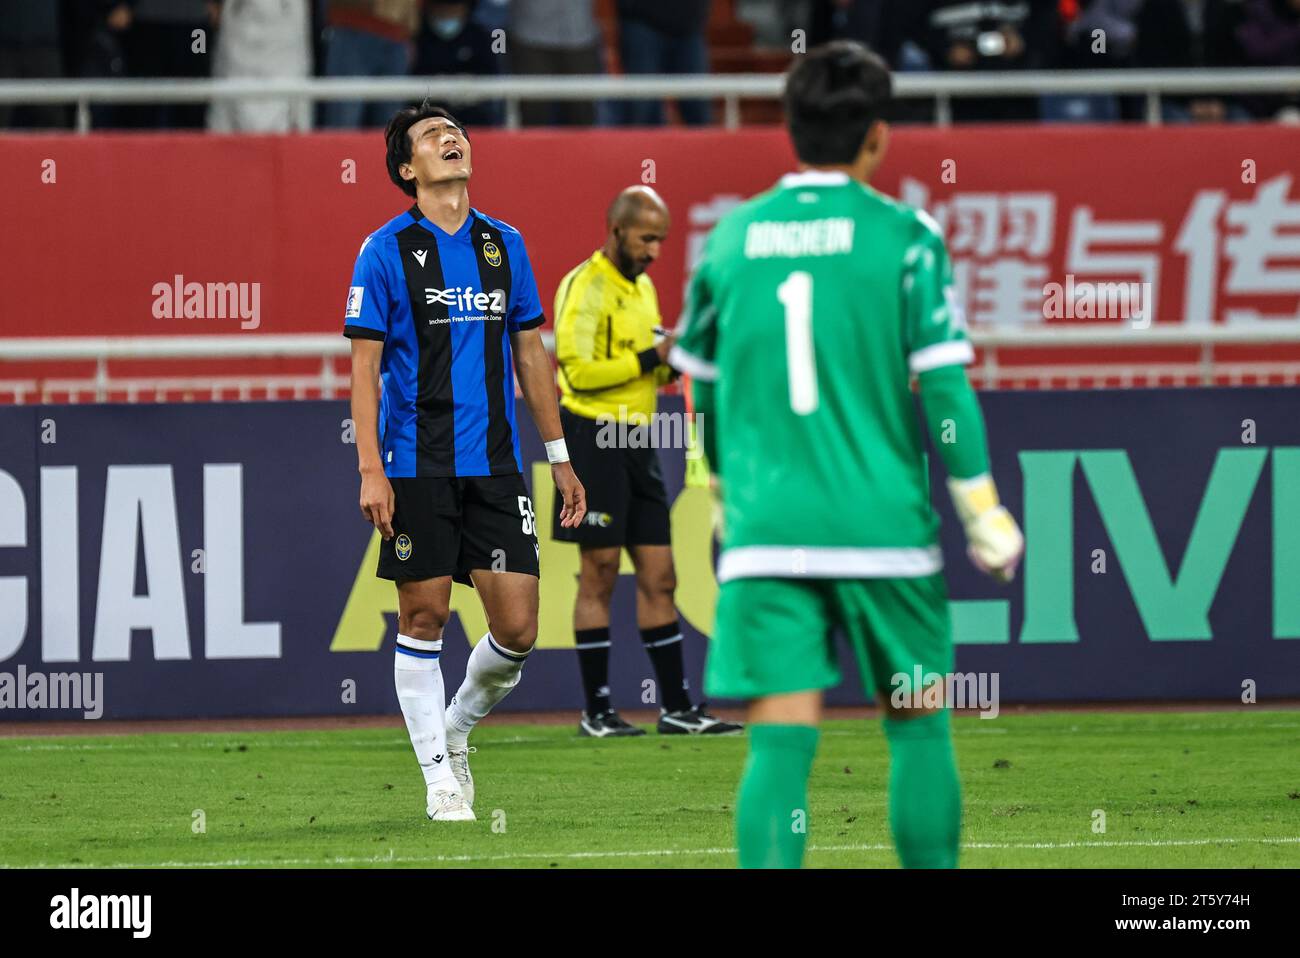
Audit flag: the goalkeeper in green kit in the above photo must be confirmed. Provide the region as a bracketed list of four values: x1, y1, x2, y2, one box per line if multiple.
[668, 41, 1024, 869]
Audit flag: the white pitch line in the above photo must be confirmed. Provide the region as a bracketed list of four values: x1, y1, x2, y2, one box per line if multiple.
[4, 836, 1297, 870]
[1, 735, 556, 753]
[4, 721, 1294, 750]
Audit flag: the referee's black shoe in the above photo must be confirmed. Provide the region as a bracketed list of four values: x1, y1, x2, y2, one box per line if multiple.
[657, 704, 744, 736]
[579, 709, 647, 738]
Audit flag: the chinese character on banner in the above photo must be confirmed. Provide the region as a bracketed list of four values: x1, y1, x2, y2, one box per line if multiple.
[1222, 175, 1300, 325]
[902, 178, 1054, 326]
[1064, 207, 1163, 323]
[1172, 174, 1300, 327]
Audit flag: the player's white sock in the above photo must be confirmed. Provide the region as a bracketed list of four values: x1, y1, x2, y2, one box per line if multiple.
[394, 634, 457, 789]
[445, 632, 529, 749]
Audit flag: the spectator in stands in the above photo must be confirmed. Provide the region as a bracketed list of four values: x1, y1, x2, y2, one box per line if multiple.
[920, 0, 1058, 122]
[473, 0, 510, 35]
[0, 0, 66, 129]
[412, 0, 503, 127]
[510, 0, 607, 126]
[62, 2, 127, 78]
[616, 0, 713, 126]
[118, 0, 222, 129]
[806, 0, 932, 122]
[1236, 0, 1300, 118]
[1043, 0, 1142, 123]
[1136, 0, 1251, 122]
[59, 2, 133, 128]
[320, 0, 421, 128]
[209, 0, 313, 132]
[807, 0, 925, 68]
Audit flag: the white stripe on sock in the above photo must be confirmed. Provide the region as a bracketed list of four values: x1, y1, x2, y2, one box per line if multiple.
[644, 633, 683, 648]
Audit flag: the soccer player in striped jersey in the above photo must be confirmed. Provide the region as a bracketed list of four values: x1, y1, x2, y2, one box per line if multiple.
[345, 102, 586, 821]
[670, 44, 1024, 867]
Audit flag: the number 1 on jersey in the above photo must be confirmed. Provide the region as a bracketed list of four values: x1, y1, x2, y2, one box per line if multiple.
[778, 271, 818, 415]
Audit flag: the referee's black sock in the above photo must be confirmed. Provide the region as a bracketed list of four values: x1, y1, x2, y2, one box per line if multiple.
[641, 622, 691, 713]
[575, 627, 612, 716]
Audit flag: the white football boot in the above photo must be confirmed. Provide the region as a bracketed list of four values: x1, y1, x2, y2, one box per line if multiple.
[447, 746, 476, 808]
[426, 785, 475, 821]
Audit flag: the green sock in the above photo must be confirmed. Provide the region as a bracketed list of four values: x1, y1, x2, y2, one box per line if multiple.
[735, 724, 820, 869]
[883, 710, 962, 868]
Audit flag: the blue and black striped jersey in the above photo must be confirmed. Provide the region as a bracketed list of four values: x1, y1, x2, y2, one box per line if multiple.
[343, 205, 545, 478]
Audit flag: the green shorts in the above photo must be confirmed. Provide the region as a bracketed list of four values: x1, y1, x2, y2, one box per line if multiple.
[705, 574, 953, 701]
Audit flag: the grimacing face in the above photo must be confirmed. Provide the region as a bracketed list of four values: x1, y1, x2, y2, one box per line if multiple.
[401, 116, 471, 190]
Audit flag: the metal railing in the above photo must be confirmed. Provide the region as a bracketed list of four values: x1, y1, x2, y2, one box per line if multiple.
[0, 69, 1297, 131]
[4, 325, 1300, 403]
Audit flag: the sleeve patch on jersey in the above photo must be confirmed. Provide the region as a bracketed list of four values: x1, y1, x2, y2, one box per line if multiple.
[909, 340, 974, 374]
[345, 286, 364, 319]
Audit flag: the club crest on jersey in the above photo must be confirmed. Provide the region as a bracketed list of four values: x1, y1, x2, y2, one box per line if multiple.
[483, 241, 502, 267]
[395, 534, 413, 561]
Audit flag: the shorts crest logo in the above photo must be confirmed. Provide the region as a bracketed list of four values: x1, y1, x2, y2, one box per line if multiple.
[483, 242, 502, 268]
[395, 534, 413, 561]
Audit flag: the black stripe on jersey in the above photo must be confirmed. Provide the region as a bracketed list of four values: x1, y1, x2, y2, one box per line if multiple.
[397, 219, 456, 476]
[469, 216, 517, 475]
[343, 324, 385, 341]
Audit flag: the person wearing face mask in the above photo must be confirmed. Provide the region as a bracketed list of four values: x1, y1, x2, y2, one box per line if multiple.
[412, 0, 503, 127]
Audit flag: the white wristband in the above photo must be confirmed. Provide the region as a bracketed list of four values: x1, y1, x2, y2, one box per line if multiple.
[545, 438, 569, 464]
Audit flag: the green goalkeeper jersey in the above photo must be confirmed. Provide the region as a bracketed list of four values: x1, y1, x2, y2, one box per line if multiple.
[670, 170, 973, 583]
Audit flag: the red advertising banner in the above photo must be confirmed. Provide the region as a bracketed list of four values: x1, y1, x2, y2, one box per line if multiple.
[0, 124, 1297, 340]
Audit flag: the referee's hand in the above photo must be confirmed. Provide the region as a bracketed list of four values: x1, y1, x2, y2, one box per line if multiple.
[359, 468, 395, 540]
[553, 461, 587, 529]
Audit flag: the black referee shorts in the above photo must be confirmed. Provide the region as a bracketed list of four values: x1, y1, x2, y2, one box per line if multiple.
[377, 474, 539, 585]
[552, 407, 672, 549]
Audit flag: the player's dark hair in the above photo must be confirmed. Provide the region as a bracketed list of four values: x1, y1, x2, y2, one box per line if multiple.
[784, 41, 892, 166]
[384, 100, 468, 197]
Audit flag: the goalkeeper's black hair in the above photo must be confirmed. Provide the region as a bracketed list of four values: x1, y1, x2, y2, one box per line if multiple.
[385, 100, 468, 197]
[784, 41, 893, 166]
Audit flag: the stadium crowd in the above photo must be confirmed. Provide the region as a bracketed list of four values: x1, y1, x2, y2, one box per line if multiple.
[1, 0, 1298, 130]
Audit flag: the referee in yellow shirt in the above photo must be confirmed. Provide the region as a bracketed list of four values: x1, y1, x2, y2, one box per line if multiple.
[552, 186, 742, 738]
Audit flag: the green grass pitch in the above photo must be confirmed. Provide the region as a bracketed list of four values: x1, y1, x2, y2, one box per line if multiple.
[1, 711, 1297, 868]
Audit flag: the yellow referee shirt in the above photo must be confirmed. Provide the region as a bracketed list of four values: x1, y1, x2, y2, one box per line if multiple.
[553, 250, 673, 421]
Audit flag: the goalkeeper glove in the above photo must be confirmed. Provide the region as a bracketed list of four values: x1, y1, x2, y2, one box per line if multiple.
[684, 429, 711, 490]
[947, 474, 1024, 582]
[709, 475, 725, 542]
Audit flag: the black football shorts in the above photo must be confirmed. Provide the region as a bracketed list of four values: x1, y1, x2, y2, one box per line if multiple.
[552, 407, 672, 549]
[377, 473, 540, 585]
